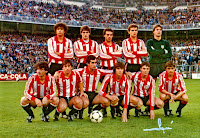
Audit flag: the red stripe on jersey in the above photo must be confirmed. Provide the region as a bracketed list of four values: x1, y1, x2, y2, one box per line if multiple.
[136, 73, 141, 97]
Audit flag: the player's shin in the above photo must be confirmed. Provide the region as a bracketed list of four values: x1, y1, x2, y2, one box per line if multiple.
[176, 101, 187, 117]
[21, 104, 34, 118]
[69, 105, 81, 121]
[163, 100, 170, 116]
[44, 103, 57, 116]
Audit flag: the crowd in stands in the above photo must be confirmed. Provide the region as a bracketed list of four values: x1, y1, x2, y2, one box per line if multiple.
[0, 32, 199, 74]
[0, 0, 199, 26]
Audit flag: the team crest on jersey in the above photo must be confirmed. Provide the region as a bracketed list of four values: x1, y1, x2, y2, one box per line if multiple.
[144, 82, 150, 90]
[161, 45, 164, 49]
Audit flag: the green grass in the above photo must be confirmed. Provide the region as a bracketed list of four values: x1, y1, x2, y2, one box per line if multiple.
[0, 80, 199, 137]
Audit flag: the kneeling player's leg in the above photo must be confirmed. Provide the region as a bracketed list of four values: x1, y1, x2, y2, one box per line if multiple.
[21, 96, 35, 122]
[160, 93, 171, 116]
[92, 94, 111, 111]
[42, 97, 59, 121]
[68, 96, 83, 121]
[54, 98, 68, 121]
[79, 96, 89, 118]
[175, 93, 189, 117]
[154, 97, 164, 109]
[110, 95, 119, 119]
[134, 97, 143, 117]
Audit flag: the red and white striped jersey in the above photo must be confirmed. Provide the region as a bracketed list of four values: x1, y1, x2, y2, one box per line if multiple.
[74, 39, 99, 63]
[76, 66, 112, 92]
[159, 71, 187, 94]
[99, 74, 130, 109]
[131, 72, 155, 110]
[47, 35, 73, 64]
[122, 38, 147, 64]
[56, 70, 82, 97]
[99, 42, 122, 68]
[24, 74, 56, 101]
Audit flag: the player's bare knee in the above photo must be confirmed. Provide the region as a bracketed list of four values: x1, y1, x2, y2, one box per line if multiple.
[182, 94, 189, 102]
[160, 94, 166, 101]
[103, 98, 110, 107]
[20, 96, 29, 105]
[52, 97, 59, 105]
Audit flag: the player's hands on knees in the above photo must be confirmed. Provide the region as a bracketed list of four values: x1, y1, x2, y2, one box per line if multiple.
[80, 93, 88, 98]
[109, 95, 119, 102]
[150, 110, 155, 120]
[35, 98, 43, 107]
[170, 94, 176, 103]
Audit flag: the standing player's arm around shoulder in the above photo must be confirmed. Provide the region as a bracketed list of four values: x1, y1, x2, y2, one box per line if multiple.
[54, 71, 60, 82]
[146, 40, 163, 56]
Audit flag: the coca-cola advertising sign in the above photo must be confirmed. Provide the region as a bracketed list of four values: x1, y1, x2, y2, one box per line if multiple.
[0, 74, 28, 81]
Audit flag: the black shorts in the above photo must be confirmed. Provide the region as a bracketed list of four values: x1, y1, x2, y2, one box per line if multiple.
[173, 90, 181, 102]
[59, 96, 74, 104]
[50, 63, 62, 75]
[85, 91, 97, 104]
[149, 63, 165, 78]
[135, 95, 149, 106]
[118, 95, 124, 106]
[126, 64, 140, 72]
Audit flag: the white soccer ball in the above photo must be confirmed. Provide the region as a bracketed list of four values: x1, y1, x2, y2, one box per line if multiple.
[90, 110, 103, 123]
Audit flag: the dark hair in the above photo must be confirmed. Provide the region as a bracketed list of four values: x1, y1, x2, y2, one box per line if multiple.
[34, 61, 49, 72]
[153, 24, 163, 32]
[62, 59, 72, 67]
[86, 55, 96, 64]
[128, 23, 138, 31]
[140, 62, 150, 68]
[165, 61, 175, 68]
[54, 22, 68, 34]
[103, 28, 114, 35]
[80, 25, 91, 33]
[113, 62, 125, 74]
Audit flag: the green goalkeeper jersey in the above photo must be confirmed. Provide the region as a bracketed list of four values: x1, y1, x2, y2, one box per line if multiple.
[146, 38, 172, 64]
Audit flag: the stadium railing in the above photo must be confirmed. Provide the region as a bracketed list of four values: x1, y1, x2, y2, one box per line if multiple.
[0, 14, 200, 30]
[176, 64, 200, 79]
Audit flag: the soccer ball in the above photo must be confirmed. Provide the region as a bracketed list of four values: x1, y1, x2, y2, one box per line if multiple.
[90, 110, 103, 123]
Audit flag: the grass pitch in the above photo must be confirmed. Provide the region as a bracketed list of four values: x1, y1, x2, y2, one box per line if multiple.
[0, 79, 199, 137]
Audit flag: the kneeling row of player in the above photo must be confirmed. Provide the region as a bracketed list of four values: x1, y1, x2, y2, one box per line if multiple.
[20, 55, 188, 123]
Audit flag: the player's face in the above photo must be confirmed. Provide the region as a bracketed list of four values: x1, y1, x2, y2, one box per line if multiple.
[87, 59, 97, 70]
[128, 27, 138, 38]
[81, 30, 90, 40]
[153, 27, 162, 37]
[140, 65, 150, 76]
[62, 63, 72, 74]
[166, 66, 175, 76]
[56, 27, 65, 37]
[104, 31, 113, 42]
[36, 68, 47, 77]
[115, 67, 124, 76]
